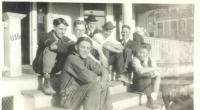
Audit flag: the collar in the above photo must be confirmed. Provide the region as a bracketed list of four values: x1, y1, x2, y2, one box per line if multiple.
[52, 30, 61, 40]
[72, 51, 87, 60]
[124, 38, 130, 43]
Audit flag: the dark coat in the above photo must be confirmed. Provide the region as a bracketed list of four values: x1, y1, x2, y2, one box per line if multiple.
[32, 30, 74, 74]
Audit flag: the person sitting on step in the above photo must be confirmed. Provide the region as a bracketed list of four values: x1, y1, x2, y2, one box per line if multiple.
[32, 18, 74, 95]
[60, 37, 112, 110]
[132, 42, 162, 109]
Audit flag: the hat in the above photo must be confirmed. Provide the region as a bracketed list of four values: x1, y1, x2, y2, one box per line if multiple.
[85, 14, 98, 22]
[102, 21, 115, 30]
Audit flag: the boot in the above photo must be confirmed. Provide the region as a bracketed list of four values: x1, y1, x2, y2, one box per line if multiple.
[42, 73, 56, 95]
[146, 96, 162, 109]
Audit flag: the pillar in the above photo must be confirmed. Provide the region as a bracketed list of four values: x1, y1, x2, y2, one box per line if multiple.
[122, 3, 135, 35]
[0, 1, 3, 109]
[105, 4, 116, 40]
[0, 1, 3, 79]
[29, 3, 38, 64]
[79, 3, 84, 20]
[46, 3, 53, 32]
[13, 94, 24, 110]
[105, 4, 114, 23]
[3, 12, 26, 77]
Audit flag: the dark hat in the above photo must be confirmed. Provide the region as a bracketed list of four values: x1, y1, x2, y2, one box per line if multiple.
[85, 14, 98, 22]
[102, 21, 115, 30]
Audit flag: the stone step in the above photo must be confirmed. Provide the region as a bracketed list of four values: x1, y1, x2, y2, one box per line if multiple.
[2, 73, 38, 97]
[122, 105, 165, 110]
[22, 90, 52, 110]
[122, 105, 153, 110]
[109, 81, 127, 95]
[35, 107, 70, 110]
[112, 92, 147, 110]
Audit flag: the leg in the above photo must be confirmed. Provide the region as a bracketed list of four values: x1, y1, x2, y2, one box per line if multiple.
[162, 95, 172, 110]
[43, 47, 57, 74]
[42, 47, 57, 95]
[99, 87, 113, 110]
[66, 83, 101, 110]
[151, 72, 161, 101]
[139, 78, 161, 109]
[83, 83, 101, 110]
[152, 71, 161, 93]
[123, 48, 133, 70]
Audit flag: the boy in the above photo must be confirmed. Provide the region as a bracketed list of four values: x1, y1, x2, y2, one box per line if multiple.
[132, 43, 161, 109]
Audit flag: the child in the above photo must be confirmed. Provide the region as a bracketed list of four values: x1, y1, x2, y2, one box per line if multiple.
[132, 43, 161, 109]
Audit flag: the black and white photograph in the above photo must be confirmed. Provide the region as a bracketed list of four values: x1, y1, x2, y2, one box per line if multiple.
[1, 0, 197, 110]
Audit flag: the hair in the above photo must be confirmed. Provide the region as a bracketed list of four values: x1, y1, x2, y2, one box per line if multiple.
[76, 37, 93, 46]
[122, 25, 131, 30]
[139, 42, 152, 51]
[53, 18, 68, 26]
[133, 32, 144, 43]
[73, 20, 86, 28]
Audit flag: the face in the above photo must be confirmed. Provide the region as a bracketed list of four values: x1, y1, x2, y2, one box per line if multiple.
[87, 21, 96, 31]
[74, 24, 85, 38]
[77, 41, 92, 58]
[54, 24, 67, 38]
[103, 29, 113, 38]
[121, 27, 130, 40]
[137, 48, 149, 61]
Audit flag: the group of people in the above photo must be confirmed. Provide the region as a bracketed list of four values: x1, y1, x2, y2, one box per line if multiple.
[32, 14, 161, 110]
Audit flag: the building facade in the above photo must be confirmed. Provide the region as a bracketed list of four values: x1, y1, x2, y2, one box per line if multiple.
[1, 2, 194, 110]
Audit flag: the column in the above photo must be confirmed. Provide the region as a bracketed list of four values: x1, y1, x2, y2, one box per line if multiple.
[79, 3, 84, 20]
[105, 4, 116, 40]
[122, 3, 135, 35]
[105, 4, 114, 23]
[0, 1, 3, 79]
[13, 94, 24, 110]
[0, 2, 2, 109]
[29, 2, 38, 64]
[3, 12, 26, 77]
[46, 3, 53, 32]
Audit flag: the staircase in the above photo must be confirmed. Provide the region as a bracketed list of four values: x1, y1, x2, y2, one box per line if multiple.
[18, 65, 151, 110]
[21, 81, 148, 110]
[18, 64, 191, 110]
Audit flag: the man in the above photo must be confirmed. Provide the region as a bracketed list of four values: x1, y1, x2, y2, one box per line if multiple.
[115, 25, 135, 83]
[92, 21, 124, 58]
[60, 37, 112, 110]
[132, 43, 161, 109]
[32, 18, 74, 95]
[69, 19, 108, 67]
[85, 14, 100, 38]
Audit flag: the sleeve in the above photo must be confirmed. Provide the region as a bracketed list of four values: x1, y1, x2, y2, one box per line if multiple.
[132, 58, 143, 73]
[62, 55, 98, 83]
[92, 33, 105, 45]
[56, 37, 75, 53]
[85, 57, 103, 75]
[150, 58, 157, 68]
[38, 32, 54, 47]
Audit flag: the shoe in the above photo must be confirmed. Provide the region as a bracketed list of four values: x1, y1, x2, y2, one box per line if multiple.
[146, 100, 162, 109]
[151, 92, 158, 100]
[117, 75, 132, 85]
[42, 73, 56, 95]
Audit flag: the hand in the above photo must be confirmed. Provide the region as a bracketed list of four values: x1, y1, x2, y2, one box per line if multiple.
[100, 80, 108, 90]
[149, 72, 156, 77]
[50, 40, 58, 50]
